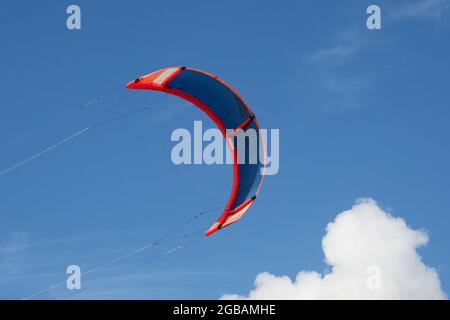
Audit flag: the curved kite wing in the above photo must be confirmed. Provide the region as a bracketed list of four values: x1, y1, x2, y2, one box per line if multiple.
[126, 67, 265, 236]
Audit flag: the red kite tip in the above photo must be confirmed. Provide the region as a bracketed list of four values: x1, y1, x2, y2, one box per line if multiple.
[205, 222, 221, 236]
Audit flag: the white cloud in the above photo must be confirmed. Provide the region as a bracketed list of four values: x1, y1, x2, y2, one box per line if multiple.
[222, 199, 446, 300]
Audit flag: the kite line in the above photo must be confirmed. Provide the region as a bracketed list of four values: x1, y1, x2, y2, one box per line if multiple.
[0, 89, 171, 178]
[23, 178, 231, 300]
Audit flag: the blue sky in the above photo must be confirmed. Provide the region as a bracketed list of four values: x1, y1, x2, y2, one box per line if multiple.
[0, 0, 449, 299]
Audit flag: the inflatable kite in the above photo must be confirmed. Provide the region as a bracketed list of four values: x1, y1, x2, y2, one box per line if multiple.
[126, 67, 265, 236]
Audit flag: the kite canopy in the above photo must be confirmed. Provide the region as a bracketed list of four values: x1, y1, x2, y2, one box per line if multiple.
[126, 67, 265, 236]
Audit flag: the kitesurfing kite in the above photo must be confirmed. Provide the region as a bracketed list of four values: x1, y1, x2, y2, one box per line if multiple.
[126, 67, 266, 236]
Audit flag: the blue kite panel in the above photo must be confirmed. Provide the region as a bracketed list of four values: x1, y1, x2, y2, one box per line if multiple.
[168, 69, 263, 209]
[167, 69, 251, 129]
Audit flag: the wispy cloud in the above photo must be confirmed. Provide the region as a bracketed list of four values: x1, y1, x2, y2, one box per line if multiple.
[0, 231, 31, 275]
[305, 28, 375, 111]
[389, 0, 450, 21]
[308, 43, 360, 62]
[304, 0, 449, 111]
[0, 232, 100, 255]
[0, 231, 31, 254]
[307, 28, 370, 63]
